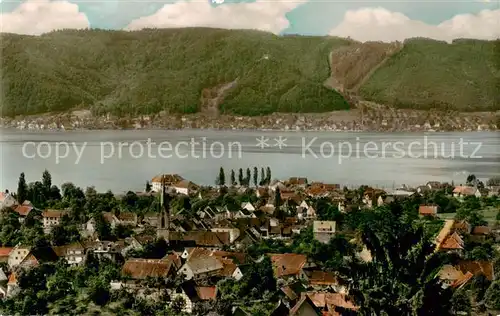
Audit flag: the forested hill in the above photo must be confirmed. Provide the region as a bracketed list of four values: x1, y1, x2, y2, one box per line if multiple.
[1, 28, 499, 117]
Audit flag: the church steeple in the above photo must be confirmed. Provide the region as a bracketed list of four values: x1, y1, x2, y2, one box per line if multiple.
[157, 175, 170, 242]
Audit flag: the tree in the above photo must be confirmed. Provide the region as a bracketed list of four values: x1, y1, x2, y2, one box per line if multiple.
[451, 289, 471, 316]
[230, 170, 236, 186]
[342, 206, 454, 316]
[42, 170, 52, 193]
[486, 176, 500, 187]
[238, 168, 244, 186]
[253, 167, 258, 187]
[466, 174, 477, 186]
[245, 168, 251, 186]
[260, 167, 265, 186]
[485, 280, 500, 309]
[216, 167, 225, 186]
[145, 181, 152, 193]
[265, 166, 271, 185]
[170, 296, 185, 314]
[17, 172, 28, 204]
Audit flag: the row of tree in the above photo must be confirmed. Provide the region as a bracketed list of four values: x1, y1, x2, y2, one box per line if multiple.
[216, 166, 272, 187]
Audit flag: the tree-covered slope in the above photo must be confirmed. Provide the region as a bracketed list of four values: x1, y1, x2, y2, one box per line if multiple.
[1, 29, 499, 117]
[1, 28, 351, 117]
[360, 38, 500, 111]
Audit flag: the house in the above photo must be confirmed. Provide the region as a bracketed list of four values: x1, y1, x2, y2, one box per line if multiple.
[289, 293, 322, 316]
[169, 280, 216, 313]
[302, 270, 344, 292]
[233, 208, 256, 219]
[178, 253, 224, 280]
[116, 212, 138, 226]
[19, 247, 59, 268]
[198, 206, 217, 219]
[438, 232, 465, 252]
[256, 187, 269, 198]
[8, 245, 31, 268]
[269, 180, 286, 192]
[241, 202, 256, 212]
[0, 191, 17, 209]
[84, 240, 124, 262]
[269, 253, 307, 279]
[84, 212, 120, 236]
[210, 226, 241, 243]
[170, 231, 231, 249]
[453, 186, 481, 198]
[53, 242, 85, 265]
[471, 226, 491, 236]
[6, 272, 19, 298]
[121, 258, 176, 282]
[305, 292, 358, 315]
[439, 260, 495, 288]
[0, 247, 13, 263]
[313, 221, 336, 244]
[151, 174, 184, 192]
[470, 226, 492, 241]
[141, 212, 159, 227]
[287, 177, 308, 187]
[281, 281, 307, 308]
[418, 205, 438, 217]
[12, 204, 33, 222]
[172, 180, 199, 196]
[426, 181, 443, 191]
[42, 209, 67, 232]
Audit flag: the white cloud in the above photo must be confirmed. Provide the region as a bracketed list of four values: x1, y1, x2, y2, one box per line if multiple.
[329, 7, 500, 42]
[0, 0, 89, 35]
[125, 0, 305, 34]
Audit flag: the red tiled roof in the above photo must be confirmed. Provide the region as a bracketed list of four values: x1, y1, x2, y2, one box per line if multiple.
[42, 210, 66, 218]
[453, 186, 477, 195]
[151, 174, 184, 184]
[269, 253, 307, 277]
[450, 271, 474, 288]
[117, 212, 137, 222]
[439, 233, 464, 250]
[170, 231, 230, 247]
[211, 251, 246, 264]
[309, 270, 338, 286]
[418, 205, 438, 216]
[7, 273, 17, 285]
[195, 286, 217, 300]
[457, 260, 494, 281]
[13, 205, 33, 217]
[306, 292, 358, 310]
[0, 247, 13, 257]
[471, 226, 491, 235]
[122, 258, 173, 279]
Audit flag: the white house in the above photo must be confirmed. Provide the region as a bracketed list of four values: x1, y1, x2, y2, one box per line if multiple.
[8, 245, 30, 269]
[453, 186, 482, 198]
[313, 221, 336, 244]
[0, 191, 17, 209]
[241, 202, 256, 212]
[178, 255, 224, 280]
[151, 174, 184, 192]
[53, 242, 85, 265]
[42, 210, 67, 233]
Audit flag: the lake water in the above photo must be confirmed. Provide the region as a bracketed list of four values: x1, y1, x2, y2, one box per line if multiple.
[1, 129, 499, 193]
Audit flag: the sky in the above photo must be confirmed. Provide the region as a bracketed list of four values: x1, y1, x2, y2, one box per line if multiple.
[1, 0, 499, 42]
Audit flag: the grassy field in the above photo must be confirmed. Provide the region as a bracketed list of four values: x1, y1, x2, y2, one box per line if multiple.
[2, 29, 499, 117]
[438, 207, 499, 225]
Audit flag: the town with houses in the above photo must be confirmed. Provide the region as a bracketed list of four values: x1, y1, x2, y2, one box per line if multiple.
[0, 168, 499, 315]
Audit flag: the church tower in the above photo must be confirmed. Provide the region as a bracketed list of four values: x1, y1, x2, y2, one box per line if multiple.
[157, 175, 171, 242]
